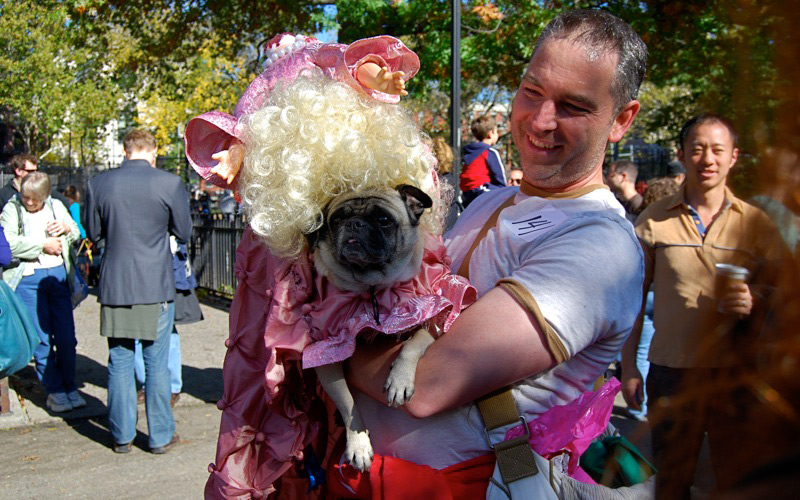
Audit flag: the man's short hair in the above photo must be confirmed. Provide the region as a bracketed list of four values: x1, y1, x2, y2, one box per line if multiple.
[471, 115, 497, 142]
[123, 129, 157, 154]
[8, 153, 37, 173]
[609, 159, 638, 179]
[19, 171, 51, 201]
[666, 160, 686, 177]
[534, 9, 648, 113]
[678, 113, 738, 150]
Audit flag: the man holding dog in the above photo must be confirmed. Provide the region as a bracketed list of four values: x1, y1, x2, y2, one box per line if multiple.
[347, 9, 648, 496]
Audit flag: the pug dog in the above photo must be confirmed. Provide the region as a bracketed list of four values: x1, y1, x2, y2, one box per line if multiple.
[308, 184, 436, 472]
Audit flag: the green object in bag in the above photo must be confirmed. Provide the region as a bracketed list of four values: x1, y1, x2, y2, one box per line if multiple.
[0, 280, 39, 378]
[580, 435, 657, 488]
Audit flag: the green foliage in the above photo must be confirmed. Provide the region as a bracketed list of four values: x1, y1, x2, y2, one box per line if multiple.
[0, 0, 120, 159]
[336, 0, 552, 139]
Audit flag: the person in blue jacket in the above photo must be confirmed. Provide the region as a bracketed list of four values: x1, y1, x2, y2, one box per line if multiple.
[0, 226, 11, 268]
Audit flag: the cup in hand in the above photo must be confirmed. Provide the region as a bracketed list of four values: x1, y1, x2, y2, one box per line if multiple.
[715, 263, 749, 312]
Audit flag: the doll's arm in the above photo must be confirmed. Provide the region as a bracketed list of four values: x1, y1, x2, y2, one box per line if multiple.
[356, 62, 408, 96]
[184, 111, 241, 190]
[210, 141, 245, 185]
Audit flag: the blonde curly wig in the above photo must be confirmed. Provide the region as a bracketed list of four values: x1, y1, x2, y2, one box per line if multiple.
[239, 70, 442, 259]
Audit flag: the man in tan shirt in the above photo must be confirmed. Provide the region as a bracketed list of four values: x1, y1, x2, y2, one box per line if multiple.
[621, 114, 788, 497]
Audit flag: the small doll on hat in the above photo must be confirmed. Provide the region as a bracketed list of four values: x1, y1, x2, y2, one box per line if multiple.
[185, 33, 420, 191]
[188, 35, 475, 499]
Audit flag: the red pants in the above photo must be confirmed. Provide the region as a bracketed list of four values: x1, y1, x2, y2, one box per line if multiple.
[328, 453, 495, 499]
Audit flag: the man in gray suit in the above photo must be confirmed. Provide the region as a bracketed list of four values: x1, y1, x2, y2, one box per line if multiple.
[85, 129, 191, 454]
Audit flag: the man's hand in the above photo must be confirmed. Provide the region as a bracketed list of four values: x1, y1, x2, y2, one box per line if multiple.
[356, 62, 408, 96]
[42, 237, 62, 255]
[621, 367, 644, 412]
[46, 220, 70, 237]
[717, 283, 753, 317]
[210, 142, 245, 185]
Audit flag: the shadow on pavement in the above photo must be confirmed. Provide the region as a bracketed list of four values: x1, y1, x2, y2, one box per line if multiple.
[181, 366, 223, 404]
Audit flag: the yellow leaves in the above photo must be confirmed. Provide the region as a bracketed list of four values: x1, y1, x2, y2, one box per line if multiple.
[472, 3, 504, 23]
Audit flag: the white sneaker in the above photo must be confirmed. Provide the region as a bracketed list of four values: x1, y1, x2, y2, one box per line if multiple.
[47, 393, 73, 413]
[67, 390, 87, 409]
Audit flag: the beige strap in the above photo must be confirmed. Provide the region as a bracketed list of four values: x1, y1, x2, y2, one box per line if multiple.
[478, 387, 540, 483]
[457, 194, 516, 279]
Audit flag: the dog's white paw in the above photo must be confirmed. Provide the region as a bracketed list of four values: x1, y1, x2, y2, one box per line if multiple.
[344, 430, 374, 472]
[384, 357, 416, 407]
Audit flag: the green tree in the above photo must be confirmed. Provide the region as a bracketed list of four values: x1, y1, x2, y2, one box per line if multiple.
[0, 0, 121, 159]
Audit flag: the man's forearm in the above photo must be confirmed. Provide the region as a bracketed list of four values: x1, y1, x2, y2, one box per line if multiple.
[347, 286, 557, 419]
[621, 312, 644, 375]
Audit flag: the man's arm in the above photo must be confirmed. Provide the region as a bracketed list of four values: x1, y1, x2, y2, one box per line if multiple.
[348, 286, 557, 418]
[621, 235, 654, 411]
[83, 179, 103, 243]
[168, 180, 192, 243]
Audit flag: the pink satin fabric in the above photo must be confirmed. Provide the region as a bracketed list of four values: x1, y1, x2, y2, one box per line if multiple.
[184, 35, 420, 191]
[205, 228, 475, 498]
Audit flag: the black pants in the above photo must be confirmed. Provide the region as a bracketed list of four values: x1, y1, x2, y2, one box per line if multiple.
[647, 364, 752, 499]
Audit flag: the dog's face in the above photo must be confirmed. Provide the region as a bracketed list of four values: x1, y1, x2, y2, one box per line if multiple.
[310, 185, 433, 293]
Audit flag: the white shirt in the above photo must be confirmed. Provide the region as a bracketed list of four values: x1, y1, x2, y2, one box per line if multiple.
[356, 185, 644, 469]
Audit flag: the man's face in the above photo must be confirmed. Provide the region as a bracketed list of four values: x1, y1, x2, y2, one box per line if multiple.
[679, 122, 738, 193]
[15, 160, 37, 180]
[511, 38, 638, 189]
[508, 169, 523, 186]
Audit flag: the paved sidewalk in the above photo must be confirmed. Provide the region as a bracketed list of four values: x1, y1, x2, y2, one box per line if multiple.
[0, 293, 230, 498]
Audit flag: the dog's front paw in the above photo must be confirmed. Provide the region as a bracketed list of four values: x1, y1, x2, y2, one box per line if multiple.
[344, 430, 374, 472]
[384, 357, 416, 407]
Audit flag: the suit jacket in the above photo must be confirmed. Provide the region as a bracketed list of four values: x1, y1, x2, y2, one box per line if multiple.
[85, 159, 191, 306]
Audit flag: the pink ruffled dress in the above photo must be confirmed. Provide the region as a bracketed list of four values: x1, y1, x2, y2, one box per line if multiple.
[183, 34, 420, 191]
[205, 228, 475, 498]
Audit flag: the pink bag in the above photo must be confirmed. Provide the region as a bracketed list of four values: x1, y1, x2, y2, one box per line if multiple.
[505, 378, 621, 482]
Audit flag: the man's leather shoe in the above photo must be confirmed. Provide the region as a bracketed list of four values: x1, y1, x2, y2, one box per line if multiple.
[113, 442, 132, 454]
[150, 433, 180, 454]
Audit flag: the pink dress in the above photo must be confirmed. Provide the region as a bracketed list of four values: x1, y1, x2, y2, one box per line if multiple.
[205, 228, 475, 498]
[183, 35, 420, 191]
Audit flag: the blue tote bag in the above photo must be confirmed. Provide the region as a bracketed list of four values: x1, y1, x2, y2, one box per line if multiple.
[0, 280, 38, 378]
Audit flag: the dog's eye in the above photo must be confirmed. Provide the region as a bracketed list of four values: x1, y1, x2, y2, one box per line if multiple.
[377, 216, 394, 227]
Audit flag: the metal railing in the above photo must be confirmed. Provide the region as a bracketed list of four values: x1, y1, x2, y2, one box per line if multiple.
[189, 214, 247, 298]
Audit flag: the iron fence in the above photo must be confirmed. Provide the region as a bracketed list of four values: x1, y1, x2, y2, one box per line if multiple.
[189, 214, 247, 298]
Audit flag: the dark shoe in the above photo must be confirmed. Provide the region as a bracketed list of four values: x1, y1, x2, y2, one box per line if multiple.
[137, 389, 144, 405]
[170, 393, 181, 408]
[113, 442, 132, 454]
[150, 433, 180, 455]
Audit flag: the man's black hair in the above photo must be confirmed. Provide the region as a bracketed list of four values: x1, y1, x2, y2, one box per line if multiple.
[678, 113, 738, 150]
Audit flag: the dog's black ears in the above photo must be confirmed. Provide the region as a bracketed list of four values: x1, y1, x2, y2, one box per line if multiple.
[397, 184, 433, 225]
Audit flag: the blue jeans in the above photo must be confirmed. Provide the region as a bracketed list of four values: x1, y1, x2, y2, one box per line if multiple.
[107, 301, 175, 448]
[627, 290, 655, 419]
[134, 327, 182, 393]
[15, 266, 77, 394]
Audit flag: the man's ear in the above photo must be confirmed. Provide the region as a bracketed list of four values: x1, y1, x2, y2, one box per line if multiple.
[397, 184, 433, 224]
[730, 147, 739, 169]
[609, 100, 641, 143]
